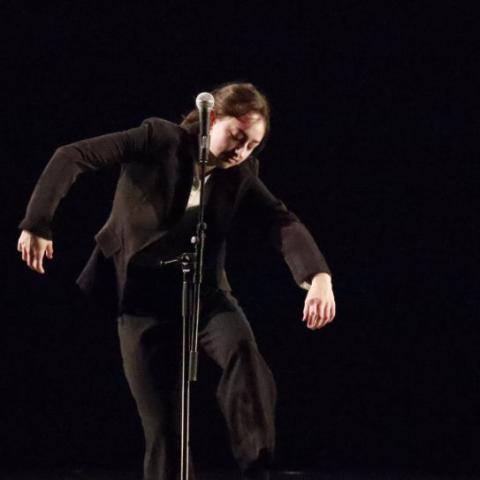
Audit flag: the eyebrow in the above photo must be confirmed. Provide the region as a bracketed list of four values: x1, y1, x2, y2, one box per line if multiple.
[237, 128, 262, 145]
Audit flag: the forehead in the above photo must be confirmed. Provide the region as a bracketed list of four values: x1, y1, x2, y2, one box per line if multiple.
[228, 113, 266, 141]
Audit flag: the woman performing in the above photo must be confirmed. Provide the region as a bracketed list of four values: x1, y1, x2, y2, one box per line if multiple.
[17, 82, 336, 480]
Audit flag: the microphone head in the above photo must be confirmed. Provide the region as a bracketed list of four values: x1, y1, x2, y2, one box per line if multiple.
[195, 92, 215, 110]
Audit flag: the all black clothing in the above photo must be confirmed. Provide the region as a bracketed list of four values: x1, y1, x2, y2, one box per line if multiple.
[121, 204, 201, 316]
[19, 118, 332, 479]
[118, 291, 276, 480]
[19, 119, 331, 311]
[119, 184, 276, 480]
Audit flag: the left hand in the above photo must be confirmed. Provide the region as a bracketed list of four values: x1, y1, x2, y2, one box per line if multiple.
[302, 273, 336, 330]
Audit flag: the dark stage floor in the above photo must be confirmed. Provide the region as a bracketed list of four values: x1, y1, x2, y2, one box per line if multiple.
[2, 470, 480, 480]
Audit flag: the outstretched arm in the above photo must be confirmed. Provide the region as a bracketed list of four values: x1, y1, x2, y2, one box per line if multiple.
[242, 174, 336, 330]
[19, 123, 152, 240]
[17, 121, 153, 273]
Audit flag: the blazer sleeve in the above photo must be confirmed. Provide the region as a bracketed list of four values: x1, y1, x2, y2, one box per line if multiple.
[18, 121, 154, 239]
[241, 174, 332, 288]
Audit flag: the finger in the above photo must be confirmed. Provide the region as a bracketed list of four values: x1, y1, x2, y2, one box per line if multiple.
[31, 251, 39, 272]
[311, 308, 322, 329]
[313, 303, 326, 329]
[308, 305, 317, 327]
[31, 249, 45, 274]
[23, 246, 30, 265]
[326, 303, 335, 323]
[322, 301, 333, 325]
[315, 317, 326, 329]
[303, 298, 313, 321]
[46, 243, 54, 259]
[322, 300, 329, 320]
[324, 301, 336, 326]
[36, 249, 46, 274]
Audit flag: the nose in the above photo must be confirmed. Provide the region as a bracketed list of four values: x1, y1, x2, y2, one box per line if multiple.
[234, 143, 251, 161]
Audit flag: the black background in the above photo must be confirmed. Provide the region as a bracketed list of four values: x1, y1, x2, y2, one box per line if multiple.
[1, 1, 478, 476]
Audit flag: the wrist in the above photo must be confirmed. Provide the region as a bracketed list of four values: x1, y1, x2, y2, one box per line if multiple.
[311, 272, 332, 285]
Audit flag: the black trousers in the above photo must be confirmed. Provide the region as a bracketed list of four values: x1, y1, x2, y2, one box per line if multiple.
[117, 290, 276, 480]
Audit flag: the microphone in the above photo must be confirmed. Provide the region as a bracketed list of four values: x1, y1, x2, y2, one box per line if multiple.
[195, 92, 215, 142]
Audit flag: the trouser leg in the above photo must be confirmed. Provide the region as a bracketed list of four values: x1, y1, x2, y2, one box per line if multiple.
[118, 291, 276, 479]
[117, 314, 193, 480]
[199, 292, 277, 477]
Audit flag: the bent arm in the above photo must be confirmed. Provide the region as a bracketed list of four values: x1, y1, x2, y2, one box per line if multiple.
[242, 175, 331, 287]
[242, 175, 336, 329]
[18, 122, 152, 239]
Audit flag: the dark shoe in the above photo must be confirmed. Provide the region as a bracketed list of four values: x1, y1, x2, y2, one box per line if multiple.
[242, 447, 272, 480]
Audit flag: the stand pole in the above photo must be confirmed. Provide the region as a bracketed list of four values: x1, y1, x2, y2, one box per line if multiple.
[180, 254, 194, 480]
[178, 95, 213, 480]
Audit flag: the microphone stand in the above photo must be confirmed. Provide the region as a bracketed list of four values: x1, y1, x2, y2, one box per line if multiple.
[159, 119, 210, 480]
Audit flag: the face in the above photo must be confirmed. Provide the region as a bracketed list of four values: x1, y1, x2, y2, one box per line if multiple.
[208, 112, 266, 169]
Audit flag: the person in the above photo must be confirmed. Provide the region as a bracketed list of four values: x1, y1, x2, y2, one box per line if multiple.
[17, 82, 336, 480]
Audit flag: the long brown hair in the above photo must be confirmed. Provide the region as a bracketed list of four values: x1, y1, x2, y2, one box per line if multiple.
[181, 82, 270, 135]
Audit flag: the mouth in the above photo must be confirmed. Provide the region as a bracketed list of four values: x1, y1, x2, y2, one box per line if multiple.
[225, 156, 240, 165]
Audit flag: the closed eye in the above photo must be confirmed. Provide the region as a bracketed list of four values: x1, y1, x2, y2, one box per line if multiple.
[231, 132, 245, 142]
[231, 128, 261, 150]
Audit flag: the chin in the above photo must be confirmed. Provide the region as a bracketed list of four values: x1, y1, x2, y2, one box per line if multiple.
[217, 160, 235, 169]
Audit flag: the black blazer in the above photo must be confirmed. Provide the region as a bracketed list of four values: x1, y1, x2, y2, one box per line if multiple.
[19, 118, 331, 310]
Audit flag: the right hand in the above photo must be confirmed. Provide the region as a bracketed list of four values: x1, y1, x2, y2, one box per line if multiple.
[17, 230, 54, 274]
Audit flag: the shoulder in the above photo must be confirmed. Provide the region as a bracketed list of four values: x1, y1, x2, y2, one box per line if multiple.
[241, 156, 260, 177]
[140, 117, 190, 149]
